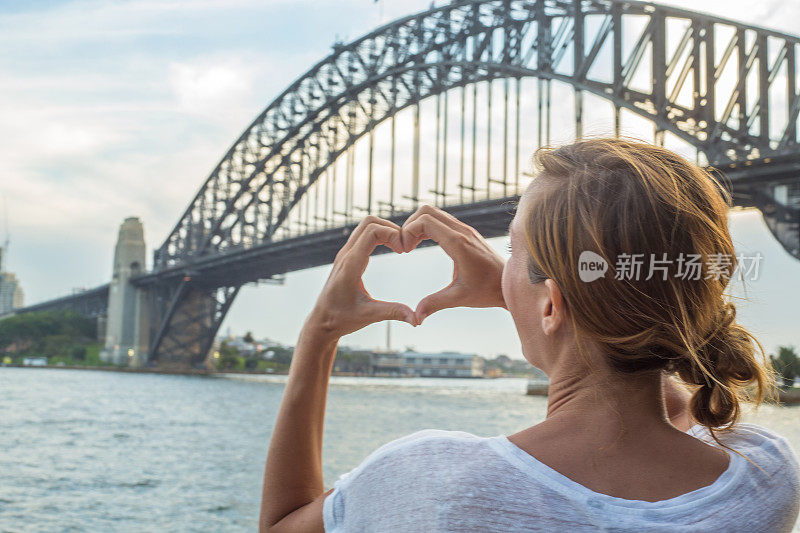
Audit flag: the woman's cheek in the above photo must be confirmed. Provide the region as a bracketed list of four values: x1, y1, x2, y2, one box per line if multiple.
[501, 261, 510, 306]
[501, 256, 520, 311]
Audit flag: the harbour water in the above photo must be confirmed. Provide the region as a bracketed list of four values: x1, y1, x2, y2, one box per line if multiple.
[1, 368, 798, 532]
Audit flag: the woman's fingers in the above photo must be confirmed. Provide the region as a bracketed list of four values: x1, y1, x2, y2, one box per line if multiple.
[414, 283, 464, 324]
[401, 205, 473, 252]
[338, 216, 403, 257]
[367, 299, 416, 326]
[403, 204, 470, 233]
[342, 222, 404, 277]
[401, 213, 467, 260]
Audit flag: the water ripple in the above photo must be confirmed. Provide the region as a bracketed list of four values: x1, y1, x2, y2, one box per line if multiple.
[1, 367, 798, 531]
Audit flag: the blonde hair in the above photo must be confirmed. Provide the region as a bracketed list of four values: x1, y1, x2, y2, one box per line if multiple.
[522, 138, 779, 447]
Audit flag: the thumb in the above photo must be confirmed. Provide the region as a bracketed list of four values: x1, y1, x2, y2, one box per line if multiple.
[368, 300, 416, 326]
[415, 285, 462, 324]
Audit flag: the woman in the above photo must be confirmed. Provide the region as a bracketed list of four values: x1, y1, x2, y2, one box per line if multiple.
[259, 139, 800, 532]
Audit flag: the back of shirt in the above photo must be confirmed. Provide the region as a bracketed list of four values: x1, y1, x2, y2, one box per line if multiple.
[323, 423, 800, 532]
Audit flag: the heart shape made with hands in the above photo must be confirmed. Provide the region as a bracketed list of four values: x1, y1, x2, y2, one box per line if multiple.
[361, 241, 455, 320]
[346, 206, 505, 325]
[333, 208, 505, 331]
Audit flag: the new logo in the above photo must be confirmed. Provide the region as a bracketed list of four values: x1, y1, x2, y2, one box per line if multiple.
[578, 251, 608, 282]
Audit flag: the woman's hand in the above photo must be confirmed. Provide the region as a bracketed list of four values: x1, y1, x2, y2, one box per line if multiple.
[401, 205, 507, 324]
[304, 215, 417, 341]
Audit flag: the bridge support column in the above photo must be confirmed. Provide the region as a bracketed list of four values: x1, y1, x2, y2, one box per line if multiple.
[101, 217, 150, 367]
[146, 282, 239, 369]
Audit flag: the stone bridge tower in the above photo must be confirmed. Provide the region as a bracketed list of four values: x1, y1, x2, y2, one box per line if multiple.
[101, 217, 150, 366]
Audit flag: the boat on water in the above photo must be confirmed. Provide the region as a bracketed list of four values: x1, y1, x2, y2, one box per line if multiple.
[526, 378, 550, 396]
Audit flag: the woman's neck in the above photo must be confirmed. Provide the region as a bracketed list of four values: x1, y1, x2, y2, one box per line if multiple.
[544, 365, 674, 436]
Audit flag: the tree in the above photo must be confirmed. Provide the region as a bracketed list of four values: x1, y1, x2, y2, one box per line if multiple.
[333, 349, 371, 373]
[265, 346, 293, 365]
[770, 346, 800, 389]
[244, 331, 256, 344]
[0, 310, 96, 355]
[217, 341, 241, 370]
[71, 346, 87, 361]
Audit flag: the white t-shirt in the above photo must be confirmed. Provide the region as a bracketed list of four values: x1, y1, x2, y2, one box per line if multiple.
[323, 422, 800, 532]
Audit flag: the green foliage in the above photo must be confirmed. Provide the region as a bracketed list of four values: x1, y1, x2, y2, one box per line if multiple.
[264, 346, 293, 365]
[39, 341, 105, 367]
[243, 331, 256, 344]
[71, 346, 87, 361]
[255, 360, 289, 372]
[211, 341, 292, 373]
[770, 346, 800, 389]
[333, 349, 371, 373]
[481, 354, 544, 377]
[0, 310, 95, 355]
[0, 311, 105, 366]
[217, 341, 241, 370]
[43, 334, 74, 358]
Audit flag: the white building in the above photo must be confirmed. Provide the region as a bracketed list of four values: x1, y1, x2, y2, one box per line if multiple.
[371, 350, 484, 378]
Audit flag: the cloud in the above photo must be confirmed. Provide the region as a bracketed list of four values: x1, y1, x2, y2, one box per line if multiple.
[169, 58, 255, 117]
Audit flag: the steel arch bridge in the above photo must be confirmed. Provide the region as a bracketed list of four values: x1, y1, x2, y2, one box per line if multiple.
[10, 0, 800, 366]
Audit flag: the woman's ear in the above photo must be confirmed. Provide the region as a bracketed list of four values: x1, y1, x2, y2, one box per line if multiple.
[541, 278, 566, 336]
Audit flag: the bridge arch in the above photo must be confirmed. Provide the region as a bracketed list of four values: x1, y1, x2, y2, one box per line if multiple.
[142, 0, 799, 365]
[156, 0, 800, 270]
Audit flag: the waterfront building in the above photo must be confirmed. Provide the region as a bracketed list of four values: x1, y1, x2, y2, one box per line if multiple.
[371, 350, 484, 378]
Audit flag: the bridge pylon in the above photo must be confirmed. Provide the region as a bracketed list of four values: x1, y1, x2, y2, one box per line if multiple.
[101, 217, 150, 367]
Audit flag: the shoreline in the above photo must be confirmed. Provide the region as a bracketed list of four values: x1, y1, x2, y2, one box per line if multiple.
[5, 366, 797, 404]
[0, 364, 533, 380]
[0, 363, 220, 376]
[0, 364, 294, 377]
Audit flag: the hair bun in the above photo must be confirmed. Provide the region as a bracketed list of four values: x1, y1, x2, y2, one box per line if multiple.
[675, 303, 767, 429]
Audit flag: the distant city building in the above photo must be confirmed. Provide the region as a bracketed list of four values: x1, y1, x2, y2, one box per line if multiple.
[371, 350, 484, 378]
[0, 271, 24, 314]
[0, 237, 24, 315]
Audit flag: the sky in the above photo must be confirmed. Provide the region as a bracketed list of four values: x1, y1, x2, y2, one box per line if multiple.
[1, 0, 799, 359]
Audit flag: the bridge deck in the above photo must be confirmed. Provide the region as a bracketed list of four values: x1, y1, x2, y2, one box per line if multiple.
[132, 197, 519, 289]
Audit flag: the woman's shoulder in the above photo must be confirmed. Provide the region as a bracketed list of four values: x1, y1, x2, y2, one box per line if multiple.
[689, 421, 794, 447]
[378, 428, 484, 447]
[356, 429, 487, 464]
[689, 421, 800, 476]
[324, 430, 511, 531]
[331, 429, 491, 487]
